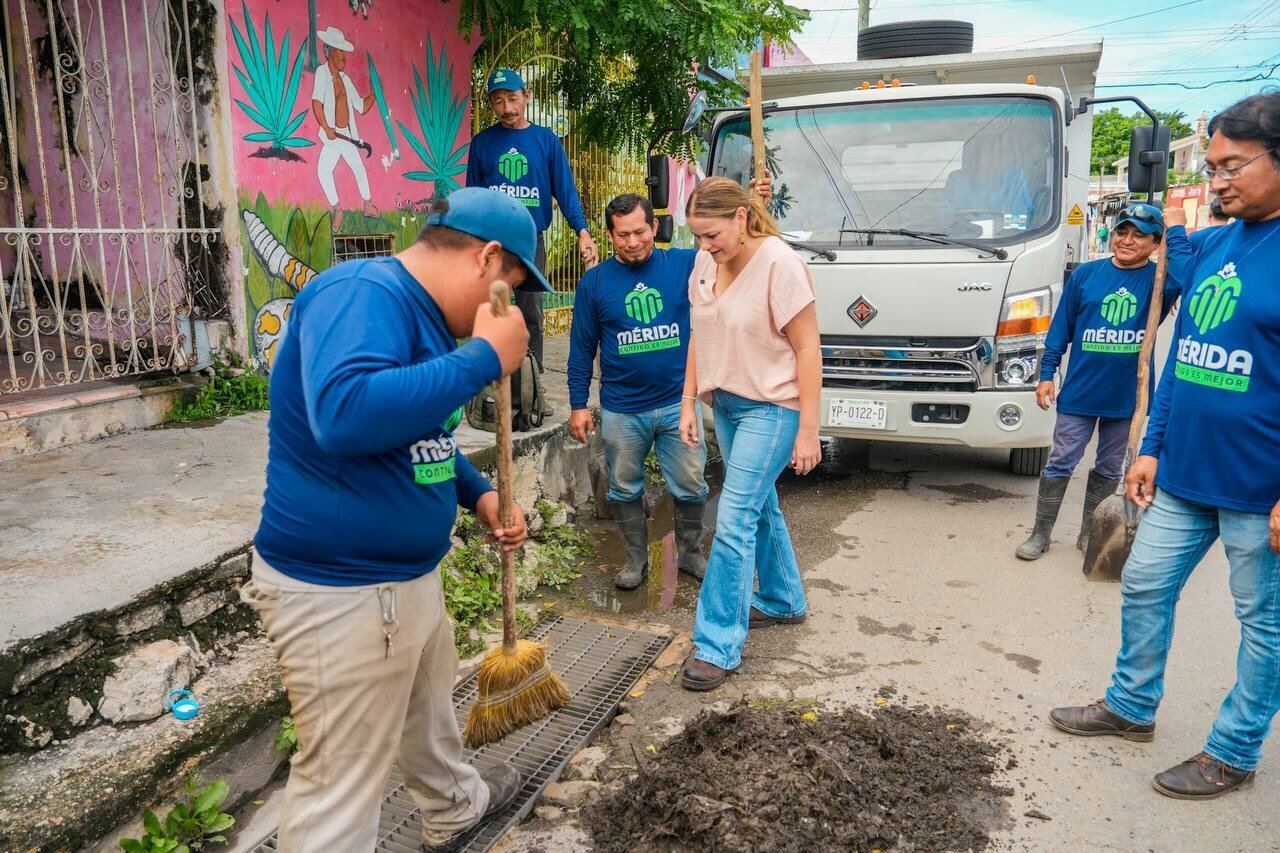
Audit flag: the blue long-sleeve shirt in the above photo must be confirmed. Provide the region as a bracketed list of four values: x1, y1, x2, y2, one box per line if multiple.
[254, 257, 501, 585]
[567, 249, 698, 413]
[1040, 257, 1177, 419]
[1140, 218, 1280, 514]
[465, 123, 589, 234]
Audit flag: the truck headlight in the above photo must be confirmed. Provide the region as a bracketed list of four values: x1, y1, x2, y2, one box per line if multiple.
[995, 289, 1051, 389]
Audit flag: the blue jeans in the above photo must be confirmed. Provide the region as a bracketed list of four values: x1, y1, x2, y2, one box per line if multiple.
[1105, 491, 1280, 771]
[1043, 412, 1129, 480]
[600, 402, 708, 504]
[692, 391, 807, 670]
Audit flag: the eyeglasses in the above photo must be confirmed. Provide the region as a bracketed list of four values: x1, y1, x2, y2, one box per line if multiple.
[1198, 151, 1272, 181]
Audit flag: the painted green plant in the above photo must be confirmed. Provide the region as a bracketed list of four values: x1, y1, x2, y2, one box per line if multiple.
[397, 35, 469, 193]
[230, 2, 313, 154]
[366, 51, 399, 158]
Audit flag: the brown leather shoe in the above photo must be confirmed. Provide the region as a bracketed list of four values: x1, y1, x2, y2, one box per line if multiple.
[680, 657, 731, 691]
[1049, 699, 1155, 742]
[749, 606, 807, 629]
[1152, 752, 1255, 800]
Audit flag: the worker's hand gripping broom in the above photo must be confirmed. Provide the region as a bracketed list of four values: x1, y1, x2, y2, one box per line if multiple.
[463, 282, 571, 748]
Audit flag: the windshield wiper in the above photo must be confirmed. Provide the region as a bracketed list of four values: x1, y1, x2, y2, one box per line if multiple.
[782, 237, 836, 262]
[840, 227, 1009, 260]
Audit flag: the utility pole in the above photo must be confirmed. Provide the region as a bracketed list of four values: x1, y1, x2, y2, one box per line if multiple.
[858, 0, 871, 30]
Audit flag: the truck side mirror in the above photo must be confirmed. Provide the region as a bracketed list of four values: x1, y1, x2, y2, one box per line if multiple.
[655, 214, 674, 244]
[1127, 124, 1172, 195]
[647, 154, 670, 209]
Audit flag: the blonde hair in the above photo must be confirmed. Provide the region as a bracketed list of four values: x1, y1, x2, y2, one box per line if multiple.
[686, 176, 781, 239]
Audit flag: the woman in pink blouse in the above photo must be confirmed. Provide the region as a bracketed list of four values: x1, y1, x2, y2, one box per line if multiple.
[677, 177, 822, 691]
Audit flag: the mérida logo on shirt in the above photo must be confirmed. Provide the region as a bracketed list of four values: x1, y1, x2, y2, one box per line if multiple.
[1081, 287, 1143, 353]
[409, 408, 463, 485]
[617, 283, 681, 355]
[1176, 262, 1252, 393]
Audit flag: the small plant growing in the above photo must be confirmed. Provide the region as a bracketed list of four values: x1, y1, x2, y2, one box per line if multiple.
[170, 355, 270, 422]
[119, 777, 235, 853]
[275, 715, 298, 753]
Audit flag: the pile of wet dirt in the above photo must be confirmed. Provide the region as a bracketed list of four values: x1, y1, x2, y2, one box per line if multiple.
[588, 700, 1011, 852]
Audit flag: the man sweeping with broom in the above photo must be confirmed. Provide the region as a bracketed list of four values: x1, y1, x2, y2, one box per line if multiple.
[241, 187, 551, 850]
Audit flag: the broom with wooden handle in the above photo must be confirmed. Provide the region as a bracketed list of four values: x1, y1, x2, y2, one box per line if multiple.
[463, 281, 571, 748]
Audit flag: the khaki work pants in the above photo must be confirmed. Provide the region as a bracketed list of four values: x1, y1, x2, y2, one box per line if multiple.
[241, 552, 488, 852]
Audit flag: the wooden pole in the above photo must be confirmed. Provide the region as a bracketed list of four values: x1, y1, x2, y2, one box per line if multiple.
[749, 50, 765, 200]
[858, 0, 871, 30]
[488, 282, 518, 653]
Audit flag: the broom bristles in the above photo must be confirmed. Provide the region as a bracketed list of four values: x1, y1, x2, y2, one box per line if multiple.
[463, 638, 571, 748]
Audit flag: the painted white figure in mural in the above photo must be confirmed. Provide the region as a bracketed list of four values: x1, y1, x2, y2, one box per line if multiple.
[311, 26, 377, 229]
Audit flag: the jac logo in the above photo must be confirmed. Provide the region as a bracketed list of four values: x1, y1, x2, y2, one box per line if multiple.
[958, 282, 993, 292]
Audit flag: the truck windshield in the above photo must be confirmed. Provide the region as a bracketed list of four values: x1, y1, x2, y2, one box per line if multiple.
[710, 96, 1059, 248]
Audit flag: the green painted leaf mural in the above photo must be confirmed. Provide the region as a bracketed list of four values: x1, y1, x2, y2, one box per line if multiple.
[395, 35, 469, 193]
[230, 1, 314, 152]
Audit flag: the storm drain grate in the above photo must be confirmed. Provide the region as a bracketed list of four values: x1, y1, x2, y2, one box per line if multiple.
[247, 615, 670, 852]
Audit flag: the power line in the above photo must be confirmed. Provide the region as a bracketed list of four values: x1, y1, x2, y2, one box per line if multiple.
[995, 0, 1209, 50]
[1095, 62, 1280, 89]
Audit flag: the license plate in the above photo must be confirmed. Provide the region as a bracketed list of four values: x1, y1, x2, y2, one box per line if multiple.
[827, 398, 888, 430]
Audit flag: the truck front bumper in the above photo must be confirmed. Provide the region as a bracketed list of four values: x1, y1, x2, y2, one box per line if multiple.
[818, 387, 1053, 449]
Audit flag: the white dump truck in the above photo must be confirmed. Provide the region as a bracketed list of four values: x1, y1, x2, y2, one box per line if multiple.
[688, 38, 1165, 474]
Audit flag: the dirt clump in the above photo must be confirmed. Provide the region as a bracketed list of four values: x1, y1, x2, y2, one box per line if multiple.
[587, 700, 1011, 852]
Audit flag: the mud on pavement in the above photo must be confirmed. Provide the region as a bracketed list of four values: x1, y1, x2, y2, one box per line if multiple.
[586, 699, 1012, 852]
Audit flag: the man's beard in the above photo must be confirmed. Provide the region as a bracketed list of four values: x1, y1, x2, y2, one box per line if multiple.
[619, 249, 653, 269]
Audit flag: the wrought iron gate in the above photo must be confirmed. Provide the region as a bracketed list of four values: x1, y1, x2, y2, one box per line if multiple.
[0, 0, 225, 394]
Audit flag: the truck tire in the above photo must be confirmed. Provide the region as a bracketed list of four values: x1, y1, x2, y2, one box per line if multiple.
[1009, 446, 1049, 477]
[857, 20, 975, 61]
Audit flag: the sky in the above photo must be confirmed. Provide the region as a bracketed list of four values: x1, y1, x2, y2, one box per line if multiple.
[790, 0, 1280, 124]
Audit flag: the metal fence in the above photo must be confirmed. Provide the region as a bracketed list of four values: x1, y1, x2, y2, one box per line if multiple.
[0, 0, 224, 395]
[471, 29, 648, 334]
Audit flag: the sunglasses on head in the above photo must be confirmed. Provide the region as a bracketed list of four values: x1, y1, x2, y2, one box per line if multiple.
[1118, 205, 1158, 221]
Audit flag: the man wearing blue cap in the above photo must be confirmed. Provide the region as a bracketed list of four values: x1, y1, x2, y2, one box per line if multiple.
[467, 68, 599, 396]
[1015, 201, 1176, 560]
[241, 187, 554, 850]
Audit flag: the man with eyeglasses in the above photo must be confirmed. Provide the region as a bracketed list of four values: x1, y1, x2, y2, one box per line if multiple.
[1016, 201, 1174, 561]
[1052, 92, 1280, 801]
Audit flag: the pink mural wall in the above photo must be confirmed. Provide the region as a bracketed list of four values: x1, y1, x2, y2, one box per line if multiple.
[227, 0, 476, 215]
[227, 0, 478, 366]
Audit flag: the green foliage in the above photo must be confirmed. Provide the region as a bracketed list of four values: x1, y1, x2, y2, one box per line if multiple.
[1167, 168, 1200, 188]
[457, 2, 809, 154]
[274, 715, 298, 753]
[644, 451, 664, 487]
[440, 519, 503, 656]
[229, 2, 313, 151]
[398, 35, 469, 194]
[1091, 108, 1195, 175]
[120, 778, 235, 853]
[170, 355, 270, 422]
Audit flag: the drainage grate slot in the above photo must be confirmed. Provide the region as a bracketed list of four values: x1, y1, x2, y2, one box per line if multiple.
[245, 616, 669, 853]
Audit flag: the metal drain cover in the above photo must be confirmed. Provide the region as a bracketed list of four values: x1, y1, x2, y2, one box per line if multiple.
[247, 615, 670, 852]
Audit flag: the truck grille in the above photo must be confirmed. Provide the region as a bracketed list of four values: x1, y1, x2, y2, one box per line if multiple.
[821, 337, 986, 393]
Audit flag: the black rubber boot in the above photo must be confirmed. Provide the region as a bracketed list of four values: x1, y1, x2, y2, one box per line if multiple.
[613, 499, 649, 590]
[673, 500, 708, 580]
[1077, 469, 1122, 552]
[1015, 475, 1070, 560]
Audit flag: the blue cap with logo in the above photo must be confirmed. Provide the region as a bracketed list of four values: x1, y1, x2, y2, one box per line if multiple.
[1114, 202, 1165, 236]
[487, 68, 525, 94]
[427, 188, 552, 293]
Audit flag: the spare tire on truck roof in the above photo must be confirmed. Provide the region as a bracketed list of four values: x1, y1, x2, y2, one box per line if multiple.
[857, 20, 975, 61]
